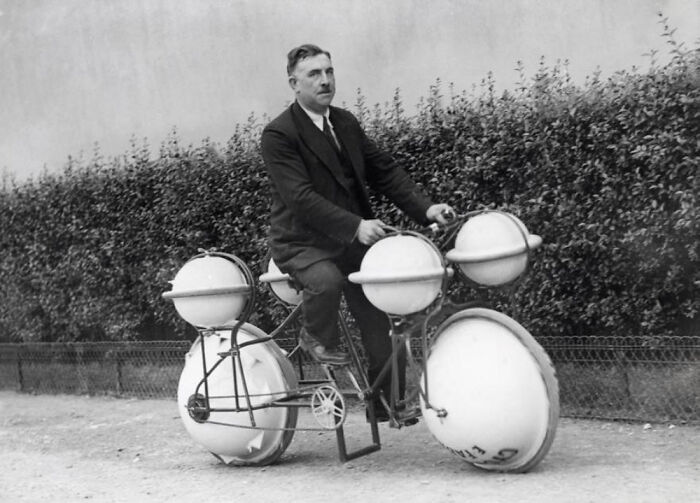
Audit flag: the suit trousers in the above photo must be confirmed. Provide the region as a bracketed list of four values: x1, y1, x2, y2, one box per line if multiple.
[291, 242, 406, 400]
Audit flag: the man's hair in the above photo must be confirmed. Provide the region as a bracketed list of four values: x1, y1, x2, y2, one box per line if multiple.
[286, 44, 331, 76]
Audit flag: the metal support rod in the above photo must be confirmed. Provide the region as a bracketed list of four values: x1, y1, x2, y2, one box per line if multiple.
[335, 423, 381, 462]
[389, 320, 401, 417]
[420, 316, 431, 409]
[338, 315, 371, 391]
[231, 327, 257, 427]
[236, 349, 257, 427]
[231, 339, 240, 411]
[223, 320, 247, 410]
[199, 334, 210, 404]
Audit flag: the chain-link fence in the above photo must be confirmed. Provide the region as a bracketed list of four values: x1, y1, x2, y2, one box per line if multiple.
[0, 335, 697, 423]
[0, 341, 191, 398]
[539, 335, 699, 424]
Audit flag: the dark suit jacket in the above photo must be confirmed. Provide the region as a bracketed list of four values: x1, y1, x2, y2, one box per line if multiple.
[261, 101, 432, 273]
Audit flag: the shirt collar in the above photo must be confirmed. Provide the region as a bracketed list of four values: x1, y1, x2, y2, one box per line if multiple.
[297, 101, 331, 131]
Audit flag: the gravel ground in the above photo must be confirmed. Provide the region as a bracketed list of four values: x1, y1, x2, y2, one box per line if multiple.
[0, 391, 698, 502]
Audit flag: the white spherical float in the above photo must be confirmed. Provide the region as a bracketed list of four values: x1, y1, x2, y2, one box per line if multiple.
[446, 212, 542, 286]
[420, 308, 559, 472]
[162, 253, 251, 328]
[259, 257, 303, 305]
[348, 234, 450, 315]
[177, 324, 298, 465]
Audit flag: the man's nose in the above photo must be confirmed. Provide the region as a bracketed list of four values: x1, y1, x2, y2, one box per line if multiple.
[320, 72, 331, 85]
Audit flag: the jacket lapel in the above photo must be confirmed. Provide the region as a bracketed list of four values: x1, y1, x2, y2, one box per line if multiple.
[291, 102, 351, 192]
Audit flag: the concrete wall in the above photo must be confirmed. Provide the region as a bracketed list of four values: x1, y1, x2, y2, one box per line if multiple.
[1, 0, 698, 180]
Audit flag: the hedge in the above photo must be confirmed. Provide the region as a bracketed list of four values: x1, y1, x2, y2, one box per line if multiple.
[0, 24, 697, 343]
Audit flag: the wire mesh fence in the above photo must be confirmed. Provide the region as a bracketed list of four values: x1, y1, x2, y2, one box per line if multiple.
[0, 335, 697, 423]
[539, 335, 699, 424]
[0, 341, 191, 398]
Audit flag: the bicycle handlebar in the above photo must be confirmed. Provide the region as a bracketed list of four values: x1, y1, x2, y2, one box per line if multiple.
[382, 209, 464, 236]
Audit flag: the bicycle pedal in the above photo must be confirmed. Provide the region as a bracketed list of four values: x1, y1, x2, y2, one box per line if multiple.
[390, 408, 422, 428]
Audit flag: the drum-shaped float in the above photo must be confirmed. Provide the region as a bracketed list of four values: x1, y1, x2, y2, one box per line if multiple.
[348, 234, 449, 315]
[420, 308, 558, 472]
[259, 257, 303, 306]
[445, 212, 542, 286]
[163, 253, 250, 328]
[177, 323, 298, 465]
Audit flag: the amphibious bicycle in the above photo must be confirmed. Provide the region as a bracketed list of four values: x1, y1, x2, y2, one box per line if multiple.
[162, 210, 559, 472]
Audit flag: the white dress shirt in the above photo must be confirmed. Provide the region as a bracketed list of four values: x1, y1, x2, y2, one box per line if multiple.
[297, 102, 340, 146]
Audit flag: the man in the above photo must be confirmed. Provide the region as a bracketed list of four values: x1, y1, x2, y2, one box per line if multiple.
[261, 44, 452, 417]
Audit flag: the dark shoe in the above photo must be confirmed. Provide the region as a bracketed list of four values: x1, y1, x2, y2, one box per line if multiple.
[299, 330, 351, 365]
[397, 409, 421, 427]
[366, 402, 420, 427]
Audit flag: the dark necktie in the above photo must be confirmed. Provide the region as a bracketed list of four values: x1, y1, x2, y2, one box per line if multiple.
[323, 116, 342, 153]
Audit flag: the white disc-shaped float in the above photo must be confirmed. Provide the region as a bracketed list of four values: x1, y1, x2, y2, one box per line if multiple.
[259, 257, 303, 305]
[445, 212, 542, 286]
[163, 254, 250, 328]
[177, 323, 298, 465]
[420, 308, 558, 472]
[348, 235, 449, 315]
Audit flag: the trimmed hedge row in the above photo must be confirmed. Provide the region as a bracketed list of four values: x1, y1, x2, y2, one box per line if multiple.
[0, 30, 698, 343]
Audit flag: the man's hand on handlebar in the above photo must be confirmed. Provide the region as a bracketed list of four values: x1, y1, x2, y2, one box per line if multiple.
[357, 205, 455, 245]
[426, 204, 456, 225]
[357, 219, 387, 246]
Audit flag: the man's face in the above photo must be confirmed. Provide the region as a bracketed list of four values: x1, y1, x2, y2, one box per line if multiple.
[289, 53, 335, 113]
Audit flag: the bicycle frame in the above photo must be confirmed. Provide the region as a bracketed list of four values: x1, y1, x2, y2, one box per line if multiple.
[169, 210, 557, 468]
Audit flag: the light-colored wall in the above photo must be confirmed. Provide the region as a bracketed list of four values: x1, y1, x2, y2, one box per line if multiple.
[1, 0, 698, 180]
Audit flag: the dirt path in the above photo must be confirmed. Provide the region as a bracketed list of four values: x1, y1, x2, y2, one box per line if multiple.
[0, 391, 698, 502]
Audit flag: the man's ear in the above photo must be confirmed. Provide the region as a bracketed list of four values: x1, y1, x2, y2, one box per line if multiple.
[288, 75, 297, 92]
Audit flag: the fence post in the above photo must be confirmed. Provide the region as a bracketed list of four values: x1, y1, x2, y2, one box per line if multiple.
[16, 345, 24, 392]
[115, 349, 123, 395]
[615, 347, 632, 410]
